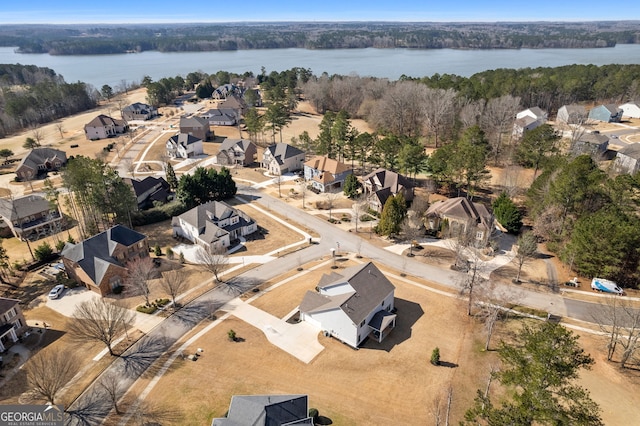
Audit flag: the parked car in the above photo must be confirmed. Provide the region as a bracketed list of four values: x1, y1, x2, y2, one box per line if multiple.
[48, 284, 65, 299]
[590, 278, 624, 295]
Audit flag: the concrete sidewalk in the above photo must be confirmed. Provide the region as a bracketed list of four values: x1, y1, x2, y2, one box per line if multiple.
[221, 298, 324, 364]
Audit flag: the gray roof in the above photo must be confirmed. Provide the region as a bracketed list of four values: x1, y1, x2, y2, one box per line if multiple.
[577, 133, 610, 145]
[174, 201, 254, 244]
[617, 143, 640, 160]
[219, 138, 256, 153]
[212, 394, 310, 426]
[16, 147, 67, 172]
[0, 194, 52, 222]
[265, 143, 304, 165]
[526, 106, 546, 118]
[122, 102, 153, 113]
[561, 104, 587, 115]
[61, 225, 146, 286]
[203, 108, 237, 121]
[302, 262, 395, 325]
[168, 133, 202, 147]
[85, 114, 125, 128]
[180, 115, 208, 128]
[426, 197, 493, 230]
[0, 297, 20, 315]
[362, 168, 414, 193]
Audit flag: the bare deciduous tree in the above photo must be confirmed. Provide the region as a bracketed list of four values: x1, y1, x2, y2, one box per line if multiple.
[475, 282, 521, 350]
[54, 122, 65, 139]
[68, 298, 136, 356]
[351, 197, 366, 233]
[30, 125, 45, 146]
[481, 95, 521, 165]
[323, 191, 341, 220]
[368, 81, 426, 138]
[26, 348, 80, 404]
[298, 180, 308, 209]
[514, 232, 538, 283]
[458, 98, 486, 130]
[160, 269, 187, 308]
[126, 256, 157, 306]
[594, 296, 640, 368]
[401, 212, 424, 257]
[98, 372, 125, 415]
[422, 87, 457, 147]
[196, 246, 228, 283]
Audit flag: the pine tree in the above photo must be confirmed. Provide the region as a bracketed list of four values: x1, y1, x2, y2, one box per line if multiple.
[377, 193, 407, 236]
[165, 162, 178, 190]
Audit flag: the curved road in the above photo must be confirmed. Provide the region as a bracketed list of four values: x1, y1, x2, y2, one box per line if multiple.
[66, 185, 614, 423]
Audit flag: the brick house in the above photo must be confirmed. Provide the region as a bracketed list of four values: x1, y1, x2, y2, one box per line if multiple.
[15, 147, 67, 181]
[179, 116, 212, 141]
[61, 225, 149, 296]
[122, 102, 158, 121]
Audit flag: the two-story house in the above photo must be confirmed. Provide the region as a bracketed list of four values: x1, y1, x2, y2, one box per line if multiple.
[362, 168, 415, 213]
[261, 143, 306, 175]
[215, 139, 257, 167]
[61, 225, 149, 296]
[179, 116, 212, 141]
[300, 262, 396, 348]
[0, 298, 27, 352]
[0, 194, 62, 240]
[588, 104, 624, 123]
[122, 102, 158, 121]
[172, 201, 257, 253]
[166, 134, 204, 159]
[123, 176, 171, 209]
[303, 156, 351, 193]
[425, 197, 495, 247]
[84, 114, 128, 140]
[15, 147, 67, 181]
[512, 107, 548, 138]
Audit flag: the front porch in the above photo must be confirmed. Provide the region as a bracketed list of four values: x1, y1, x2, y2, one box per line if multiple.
[368, 310, 397, 344]
[0, 323, 19, 352]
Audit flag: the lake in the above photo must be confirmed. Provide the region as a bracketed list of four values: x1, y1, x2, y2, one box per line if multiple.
[1, 44, 640, 90]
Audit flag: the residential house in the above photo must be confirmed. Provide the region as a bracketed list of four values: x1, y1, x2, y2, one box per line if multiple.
[212, 83, 240, 100]
[15, 147, 67, 181]
[304, 156, 351, 193]
[121, 102, 158, 121]
[588, 104, 624, 123]
[619, 102, 640, 119]
[212, 394, 312, 426]
[614, 143, 640, 175]
[215, 138, 257, 166]
[300, 262, 396, 348]
[0, 298, 27, 352]
[172, 200, 257, 252]
[512, 107, 547, 138]
[0, 194, 62, 240]
[425, 197, 495, 246]
[61, 225, 149, 296]
[571, 132, 610, 158]
[124, 176, 171, 209]
[179, 116, 212, 141]
[201, 108, 238, 126]
[166, 133, 204, 159]
[84, 114, 128, 140]
[362, 168, 415, 213]
[261, 143, 306, 175]
[556, 105, 588, 124]
[219, 94, 247, 116]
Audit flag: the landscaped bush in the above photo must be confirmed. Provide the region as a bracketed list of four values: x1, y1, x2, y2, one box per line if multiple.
[430, 347, 441, 366]
[136, 304, 157, 314]
[131, 200, 189, 226]
[228, 329, 237, 341]
[308, 408, 319, 422]
[360, 214, 375, 222]
[166, 247, 174, 260]
[155, 298, 170, 307]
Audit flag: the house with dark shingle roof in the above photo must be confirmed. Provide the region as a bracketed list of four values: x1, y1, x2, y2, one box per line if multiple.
[0, 194, 62, 240]
[123, 176, 171, 209]
[212, 394, 312, 426]
[362, 168, 415, 213]
[303, 156, 351, 193]
[172, 201, 257, 253]
[557, 105, 588, 124]
[122, 102, 157, 121]
[61, 225, 149, 296]
[300, 262, 396, 348]
[426, 197, 495, 246]
[0, 297, 27, 352]
[261, 143, 305, 175]
[179, 116, 212, 141]
[166, 133, 204, 159]
[614, 143, 640, 175]
[201, 108, 238, 126]
[216, 138, 257, 166]
[572, 132, 610, 158]
[219, 94, 248, 116]
[84, 114, 128, 140]
[15, 147, 67, 181]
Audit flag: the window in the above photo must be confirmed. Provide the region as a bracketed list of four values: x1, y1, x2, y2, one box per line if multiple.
[381, 301, 385, 307]
[360, 320, 365, 327]
[13, 319, 23, 330]
[110, 276, 122, 289]
[5, 308, 16, 321]
[476, 231, 484, 240]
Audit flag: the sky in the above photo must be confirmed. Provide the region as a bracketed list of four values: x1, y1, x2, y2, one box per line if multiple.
[1, 0, 639, 24]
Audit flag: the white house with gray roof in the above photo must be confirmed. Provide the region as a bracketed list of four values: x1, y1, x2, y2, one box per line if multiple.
[299, 262, 396, 348]
[614, 143, 640, 175]
[619, 102, 640, 119]
[172, 201, 257, 253]
[261, 143, 305, 175]
[557, 104, 588, 124]
[166, 133, 203, 159]
[122, 102, 158, 121]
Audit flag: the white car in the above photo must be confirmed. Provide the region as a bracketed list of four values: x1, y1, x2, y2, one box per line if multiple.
[48, 285, 65, 299]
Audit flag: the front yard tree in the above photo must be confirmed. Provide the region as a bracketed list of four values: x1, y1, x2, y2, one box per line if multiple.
[23, 136, 39, 149]
[68, 298, 136, 357]
[196, 246, 229, 284]
[0, 148, 13, 160]
[264, 102, 291, 143]
[492, 192, 522, 234]
[244, 107, 264, 144]
[464, 322, 602, 425]
[26, 348, 80, 404]
[101, 84, 114, 101]
[98, 372, 125, 415]
[165, 162, 178, 190]
[177, 166, 237, 209]
[514, 232, 538, 283]
[377, 193, 407, 237]
[594, 295, 640, 368]
[126, 257, 157, 307]
[160, 269, 187, 308]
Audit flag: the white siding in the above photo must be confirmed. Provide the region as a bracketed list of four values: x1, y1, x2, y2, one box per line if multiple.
[307, 309, 357, 348]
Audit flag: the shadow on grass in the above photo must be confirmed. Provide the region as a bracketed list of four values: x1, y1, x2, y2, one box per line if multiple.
[438, 361, 458, 368]
[360, 297, 424, 353]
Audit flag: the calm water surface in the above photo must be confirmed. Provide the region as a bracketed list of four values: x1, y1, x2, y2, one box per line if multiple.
[1, 44, 640, 89]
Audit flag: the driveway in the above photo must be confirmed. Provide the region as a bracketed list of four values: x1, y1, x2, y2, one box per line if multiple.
[221, 298, 324, 364]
